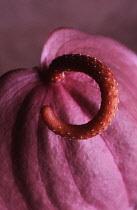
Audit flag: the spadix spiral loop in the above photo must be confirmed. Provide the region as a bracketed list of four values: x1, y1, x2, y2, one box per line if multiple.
[41, 54, 119, 140]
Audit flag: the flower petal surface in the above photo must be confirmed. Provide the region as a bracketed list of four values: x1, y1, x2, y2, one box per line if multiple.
[0, 28, 137, 209]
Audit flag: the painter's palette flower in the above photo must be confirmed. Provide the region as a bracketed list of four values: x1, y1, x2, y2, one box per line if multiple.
[0, 28, 137, 210]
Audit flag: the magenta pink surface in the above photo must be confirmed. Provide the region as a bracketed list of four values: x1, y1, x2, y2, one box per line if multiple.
[0, 28, 137, 209]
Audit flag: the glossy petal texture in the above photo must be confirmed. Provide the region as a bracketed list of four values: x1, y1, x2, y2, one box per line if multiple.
[0, 28, 137, 210]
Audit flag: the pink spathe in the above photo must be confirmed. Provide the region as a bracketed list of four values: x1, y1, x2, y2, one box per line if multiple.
[0, 28, 137, 210]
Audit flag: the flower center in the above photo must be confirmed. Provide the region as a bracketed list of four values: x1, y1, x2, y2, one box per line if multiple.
[41, 53, 119, 140]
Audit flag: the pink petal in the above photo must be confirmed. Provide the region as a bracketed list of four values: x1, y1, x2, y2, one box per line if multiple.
[0, 28, 137, 209]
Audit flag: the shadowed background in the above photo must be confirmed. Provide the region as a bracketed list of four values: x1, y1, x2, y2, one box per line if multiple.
[1, 0, 137, 75]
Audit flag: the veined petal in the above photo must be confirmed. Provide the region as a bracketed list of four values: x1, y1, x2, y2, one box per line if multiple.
[0, 28, 137, 209]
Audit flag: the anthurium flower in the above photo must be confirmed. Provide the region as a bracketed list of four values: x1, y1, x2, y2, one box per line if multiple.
[0, 28, 137, 210]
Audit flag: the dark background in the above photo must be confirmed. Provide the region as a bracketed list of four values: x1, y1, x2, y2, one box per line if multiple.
[1, 0, 137, 75]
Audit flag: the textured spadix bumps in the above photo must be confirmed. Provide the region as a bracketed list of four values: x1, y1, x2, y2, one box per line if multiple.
[0, 28, 137, 210]
[41, 54, 119, 140]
